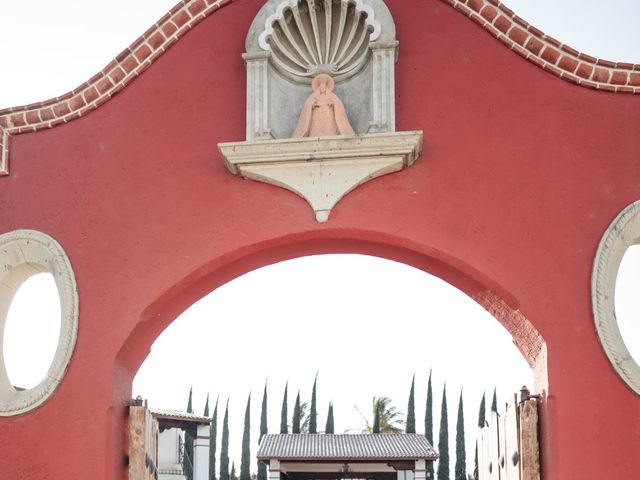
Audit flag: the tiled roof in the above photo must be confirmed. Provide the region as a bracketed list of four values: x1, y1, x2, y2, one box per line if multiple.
[150, 408, 211, 424]
[257, 434, 438, 461]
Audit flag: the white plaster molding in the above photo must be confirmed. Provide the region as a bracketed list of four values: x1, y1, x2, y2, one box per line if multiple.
[258, 0, 381, 83]
[369, 40, 399, 133]
[219, 131, 422, 222]
[244, 0, 398, 139]
[592, 200, 640, 395]
[0, 229, 79, 415]
[0, 127, 8, 176]
[243, 52, 274, 142]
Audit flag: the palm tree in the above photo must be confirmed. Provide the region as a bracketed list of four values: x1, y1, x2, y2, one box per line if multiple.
[300, 401, 311, 433]
[360, 396, 405, 433]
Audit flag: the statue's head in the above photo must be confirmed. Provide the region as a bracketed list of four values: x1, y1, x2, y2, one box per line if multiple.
[312, 74, 335, 94]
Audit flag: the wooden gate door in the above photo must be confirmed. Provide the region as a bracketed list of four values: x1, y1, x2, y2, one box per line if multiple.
[129, 402, 159, 480]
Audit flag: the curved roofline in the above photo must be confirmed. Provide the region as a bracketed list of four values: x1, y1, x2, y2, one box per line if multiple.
[0, 0, 638, 175]
[449, 0, 639, 92]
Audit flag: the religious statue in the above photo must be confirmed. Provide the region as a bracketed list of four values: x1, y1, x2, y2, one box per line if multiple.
[292, 74, 355, 138]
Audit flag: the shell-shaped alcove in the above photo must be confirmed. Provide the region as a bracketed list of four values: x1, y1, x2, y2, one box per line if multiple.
[259, 0, 381, 83]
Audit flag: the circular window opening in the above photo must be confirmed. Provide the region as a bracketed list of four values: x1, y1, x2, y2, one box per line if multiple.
[3, 273, 61, 390]
[0, 230, 78, 415]
[615, 244, 640, 365]
[592, 201, 640, 395]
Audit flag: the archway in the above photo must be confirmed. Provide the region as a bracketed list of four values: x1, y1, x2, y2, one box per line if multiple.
[132, 252, 540, 478]
[1, 0, 638, 479]
[117, 235, 546, 391]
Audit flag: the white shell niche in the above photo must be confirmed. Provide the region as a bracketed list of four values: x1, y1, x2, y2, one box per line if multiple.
[219, 0, 423, 222]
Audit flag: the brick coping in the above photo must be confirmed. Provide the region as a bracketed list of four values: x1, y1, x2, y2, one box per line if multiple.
[1, 0, 638, 175]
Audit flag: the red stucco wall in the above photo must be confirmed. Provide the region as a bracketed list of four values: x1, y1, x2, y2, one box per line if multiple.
[0, 1, 638, 478]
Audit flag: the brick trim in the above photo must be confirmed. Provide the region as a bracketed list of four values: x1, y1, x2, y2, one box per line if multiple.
[0, 0, 231, 176]
[0, 0, 637, 176]
[447, 0, 640, 93]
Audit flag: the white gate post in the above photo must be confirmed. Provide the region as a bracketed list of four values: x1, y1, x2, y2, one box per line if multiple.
[193, 424, 210, 480]
[415, 459, 427, 480]
[269, 459, 281, 480]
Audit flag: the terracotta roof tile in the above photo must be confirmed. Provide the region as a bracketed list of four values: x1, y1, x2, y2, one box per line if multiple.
[150, 408, 211, 424]
[257, 434, 438, 461]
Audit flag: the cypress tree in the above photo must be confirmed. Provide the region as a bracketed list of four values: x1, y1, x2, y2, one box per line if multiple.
[436, 385, 449, 480]
[472, 394, 485, 480]
[325, 402, 334, 434]
[406, 375, 416, 433]
[204, 393, 210, 417]
[309, 375, 318, 434]
[425, 371, 434, 480]
[473, 442, 479, 480]
[258, 384, 268, 480]
[187, 386, 194, 413]
[230, 462, 238, 480]
[185, 387, 194, 468]
[372, 401, 381, 434]
[280, 383, 288, 434]
[220, 401, 230, 480]
[478, 392, 486, 428]
[240, 394, 251, 480]
[454, 391, 466, 480]
[491, 388, 497, 413]
[209, 398, 219, 480]
[292, 391, 302, 433]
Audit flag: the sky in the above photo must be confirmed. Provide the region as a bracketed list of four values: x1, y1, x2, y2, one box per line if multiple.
[1, 0, 639, 476]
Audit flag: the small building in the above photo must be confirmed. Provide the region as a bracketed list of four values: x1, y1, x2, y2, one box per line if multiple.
[257, 434, 439, 480]
[152, 409, 212, 480]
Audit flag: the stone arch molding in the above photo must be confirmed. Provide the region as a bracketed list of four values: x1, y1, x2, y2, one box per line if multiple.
[592, 200, 640, 395]
[0, 230, 78, 415]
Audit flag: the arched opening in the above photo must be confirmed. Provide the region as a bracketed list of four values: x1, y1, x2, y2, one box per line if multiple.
[130, 252, 544, 478]
[3, 272, 61, 390]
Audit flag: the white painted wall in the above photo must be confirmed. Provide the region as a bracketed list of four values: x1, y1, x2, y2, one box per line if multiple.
[397, 470, 415, 480]
[158, 428, 186, 479]
[158, 428, 181, 466]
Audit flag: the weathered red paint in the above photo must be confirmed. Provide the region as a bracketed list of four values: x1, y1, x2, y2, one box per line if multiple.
[0, 1, 638, 479]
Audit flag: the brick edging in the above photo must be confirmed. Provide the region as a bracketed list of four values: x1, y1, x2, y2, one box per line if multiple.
[451, 0, 640, 92]
[0, 0, 637, 176]
[0, 0, 232, 175]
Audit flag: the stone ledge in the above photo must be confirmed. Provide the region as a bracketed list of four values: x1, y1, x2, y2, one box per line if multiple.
[219, 131, 423, 222]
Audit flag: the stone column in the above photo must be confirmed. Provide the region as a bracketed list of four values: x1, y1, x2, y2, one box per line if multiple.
[268, 459, 281, 480]
[415, 459, 427, 480]
[193, 424, 210, 480]
[368, 40, 399, 134]
[243, 52, 273, 141]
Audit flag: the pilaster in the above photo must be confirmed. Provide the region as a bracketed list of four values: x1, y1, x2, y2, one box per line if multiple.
[243, 52, 273, 141]
[369, 40, 399, 133]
